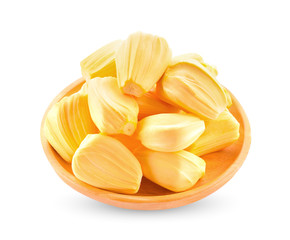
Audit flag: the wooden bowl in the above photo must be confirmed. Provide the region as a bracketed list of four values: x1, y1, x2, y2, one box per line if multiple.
[40, 78, 251, 210]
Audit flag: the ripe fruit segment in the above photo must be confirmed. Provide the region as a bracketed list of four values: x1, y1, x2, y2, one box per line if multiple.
[137, 113, 205, 152]
[72, 134, 142, 194]
[156, 57, 227, 119]
[187, 109, 240, 156]
[116, 32, 172, 97]
[172, 53, 232, 107]
[87, 77, 139, 136]
[80, 40, 122, 80]
[134, 148, 206, 192]
[44, 85, 98, 162]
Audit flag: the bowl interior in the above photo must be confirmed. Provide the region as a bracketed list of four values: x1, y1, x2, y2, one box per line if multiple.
[41, 78, 251, 209]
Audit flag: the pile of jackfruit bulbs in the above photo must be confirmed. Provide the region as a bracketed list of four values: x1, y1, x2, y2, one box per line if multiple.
[44, 32, 240, 194]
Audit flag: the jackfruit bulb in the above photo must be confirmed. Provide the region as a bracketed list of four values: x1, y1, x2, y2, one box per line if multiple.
[72, 134, 142, 194]
[137, 113, 205, 152]
[44, 85, 98, 162]
[80, 40, 122, 80]
[172, 53, 232, 107]
[156, 57, 227, 119]
[187, 109, 240, 156]
[87, 76, 139, 136]
[134, 148, 206, 192]
[116, 32, 172, 97]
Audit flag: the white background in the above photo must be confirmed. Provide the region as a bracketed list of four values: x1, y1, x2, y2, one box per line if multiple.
[1, 0, 289, 239]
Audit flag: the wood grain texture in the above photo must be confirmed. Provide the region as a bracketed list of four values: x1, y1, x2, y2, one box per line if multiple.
[40, 78, 251, 210]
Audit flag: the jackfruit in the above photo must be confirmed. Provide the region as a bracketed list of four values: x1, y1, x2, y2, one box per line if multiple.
[156, 57, 227, 119]
[87, 77, 139, 136]
[134, 148, 206, 192]
[172, 54, 233, 108]
[44, 85, 98, 162]
[80, 40, 122, 80]
[72, 134, 142, 194]
[137, 113, 205, 152]
[136, 91, 179, 119]
[116, 32, 172, 97]
[186, 109, 240, 156]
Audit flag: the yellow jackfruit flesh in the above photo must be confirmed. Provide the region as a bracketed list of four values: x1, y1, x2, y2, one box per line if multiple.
[116, 32, 172, 97]
[134, 148, 206, 192]
[44, 85, 98, 162]
[44, 32, 242, 196]
[172, 54, 233, 108]
[87, 77, 139, 136]
[136, 91, 179, 119]
[186, 109, 240, 156]
[156, 57, 227, 119]
[137, 113, 205, 152]
[72, 134, 142, 194]
[80, 40, 122, 80]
